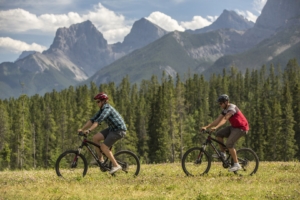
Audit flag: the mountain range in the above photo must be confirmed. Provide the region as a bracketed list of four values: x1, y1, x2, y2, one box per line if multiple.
[1, 0, 300, 99]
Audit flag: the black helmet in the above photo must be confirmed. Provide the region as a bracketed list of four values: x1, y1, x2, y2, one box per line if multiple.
[217, 94, 229, 103]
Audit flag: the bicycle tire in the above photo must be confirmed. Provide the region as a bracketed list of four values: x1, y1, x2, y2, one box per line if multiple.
[55, 150, 88, 179]
[110, 150, 140, 176]
[182, 147, 211, 176]
[234, 148, 259, 176]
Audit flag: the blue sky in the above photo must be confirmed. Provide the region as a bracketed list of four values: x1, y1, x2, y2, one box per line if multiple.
[0, 0, 267, 63]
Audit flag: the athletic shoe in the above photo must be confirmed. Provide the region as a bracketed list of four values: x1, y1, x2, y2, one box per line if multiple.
[109, 165, 122, 174]
[228, 164, 242, 172]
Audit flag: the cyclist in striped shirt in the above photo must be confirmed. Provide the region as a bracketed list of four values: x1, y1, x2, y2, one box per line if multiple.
[78, 92, 127, 174]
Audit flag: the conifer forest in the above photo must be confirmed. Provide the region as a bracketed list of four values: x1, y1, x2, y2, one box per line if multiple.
[0, 58, 299, 170]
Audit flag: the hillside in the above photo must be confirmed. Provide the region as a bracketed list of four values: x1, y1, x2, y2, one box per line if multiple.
[86, 29, 244, 85]
[204, 24, 300, 76]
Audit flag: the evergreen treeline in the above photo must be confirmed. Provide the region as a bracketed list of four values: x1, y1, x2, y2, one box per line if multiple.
[0, 59, 300, 170]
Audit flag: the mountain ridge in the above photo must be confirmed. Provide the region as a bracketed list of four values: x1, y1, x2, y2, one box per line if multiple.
[1, 1, 300, 99]
[187, 9, 254, 34]
[0, 18, 169, 99]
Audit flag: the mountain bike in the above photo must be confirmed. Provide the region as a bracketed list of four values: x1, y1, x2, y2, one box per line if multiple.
[182, 130, 259, 176]
[55, 132, 140, 179]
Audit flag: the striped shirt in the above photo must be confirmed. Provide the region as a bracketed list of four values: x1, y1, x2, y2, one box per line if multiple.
[90, 104, 127, 131]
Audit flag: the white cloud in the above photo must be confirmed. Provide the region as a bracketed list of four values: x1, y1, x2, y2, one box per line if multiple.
[235, 10, 258, 22]
[0, 3, 131, 44]
[0, 37, 47, 53]
[81, 3, 131, 43]
[253, 0, 267, 13]
[146, 11, 185, 32]
[180, 15, 217, 30]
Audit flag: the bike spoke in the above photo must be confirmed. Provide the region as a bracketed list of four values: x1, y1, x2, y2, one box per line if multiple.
[55, 150, 88, 180]
[111, 150, 140, 177]
[182, 147, 211, 176]
[235, 148, 259, 176]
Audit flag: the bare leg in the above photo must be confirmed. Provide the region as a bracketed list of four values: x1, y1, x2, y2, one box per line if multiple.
[93, 133, 105, 162]
[228, 148, 238, 163]
[100, 143, 119, 167]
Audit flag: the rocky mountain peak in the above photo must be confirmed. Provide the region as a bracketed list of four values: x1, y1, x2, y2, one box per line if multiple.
[47, 20, 108, 53]
[15, 50, 37, 62]
[215, 9, 254, 29]
[119, 18, 169, 50]
[188, 9, 254, 34]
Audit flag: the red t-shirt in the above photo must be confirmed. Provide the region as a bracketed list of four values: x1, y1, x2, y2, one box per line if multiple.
[221, 103, 249, 131]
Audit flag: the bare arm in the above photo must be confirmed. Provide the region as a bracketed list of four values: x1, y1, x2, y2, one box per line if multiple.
[202, 112, 233, 131]
[202, 114, 224, 129]
[78, 120, 99, 133]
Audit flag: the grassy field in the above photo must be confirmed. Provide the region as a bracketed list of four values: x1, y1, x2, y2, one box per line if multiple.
[0, 162, 299, 200]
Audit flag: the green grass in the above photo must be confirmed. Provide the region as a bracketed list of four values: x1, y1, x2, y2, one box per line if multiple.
[0, 162, 299, 200]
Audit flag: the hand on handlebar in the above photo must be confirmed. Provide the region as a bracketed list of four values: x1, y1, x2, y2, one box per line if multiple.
[200, 126, 216, 133]
[201, 126, 207, 131]
[210, 127, 217, 132]
[78, 128, 89, 135]
[78, 131, 88, 137]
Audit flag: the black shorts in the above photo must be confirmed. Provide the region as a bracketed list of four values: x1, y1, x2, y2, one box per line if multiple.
[101, 128, 126, 147]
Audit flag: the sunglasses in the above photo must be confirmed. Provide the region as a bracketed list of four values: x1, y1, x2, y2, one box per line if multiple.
[96, 100, 101, 103]
[219, 102, 224, 105]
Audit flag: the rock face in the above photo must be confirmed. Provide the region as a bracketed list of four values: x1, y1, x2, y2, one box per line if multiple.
[255, 0, 300, 31]
[187, 10, 254, 34]
[44, 20, 111, 76]
[203, 0, 300, 76]
[16, 51, 37, 61]
[18, 19, 169, 77]
[0, 18, 169, 98]
[114, 18, 169, 52]
[242, 0, 300, 47]
[86, 0, 300, 86]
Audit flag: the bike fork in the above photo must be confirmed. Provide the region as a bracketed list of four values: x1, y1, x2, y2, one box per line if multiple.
[197, 144, 207, 161]
[70, 148, 82, 168]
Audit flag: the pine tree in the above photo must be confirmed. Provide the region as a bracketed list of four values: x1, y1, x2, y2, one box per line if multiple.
[42, 94, 58, 168]
[279, 73, 298, 161]
[0, 100, 10, 169]
[9, 95, 32, 169]
[285, 59, 300, 160]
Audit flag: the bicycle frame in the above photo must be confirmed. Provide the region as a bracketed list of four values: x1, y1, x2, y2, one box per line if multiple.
[77, 134, 111, 171]
[201, 131, 231, 167]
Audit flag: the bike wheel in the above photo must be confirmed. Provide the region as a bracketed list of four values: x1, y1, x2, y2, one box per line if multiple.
[111, 150, 140, 177]
[235, 148, 259, 176]
[182, 147, 211, 176]
[55, 150, 88, 179]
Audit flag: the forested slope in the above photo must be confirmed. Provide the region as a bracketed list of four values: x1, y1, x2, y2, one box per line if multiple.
[0, 58, 299, 170]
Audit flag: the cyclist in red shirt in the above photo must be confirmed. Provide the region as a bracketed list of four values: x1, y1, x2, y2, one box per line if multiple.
[202, 94, 249, 172]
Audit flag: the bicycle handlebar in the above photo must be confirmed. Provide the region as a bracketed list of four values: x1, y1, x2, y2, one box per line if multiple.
[201, 129, 213, 134]
[78, 131, 87, 138]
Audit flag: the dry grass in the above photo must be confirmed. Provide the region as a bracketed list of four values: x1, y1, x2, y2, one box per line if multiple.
[0, 162, 300, 200]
